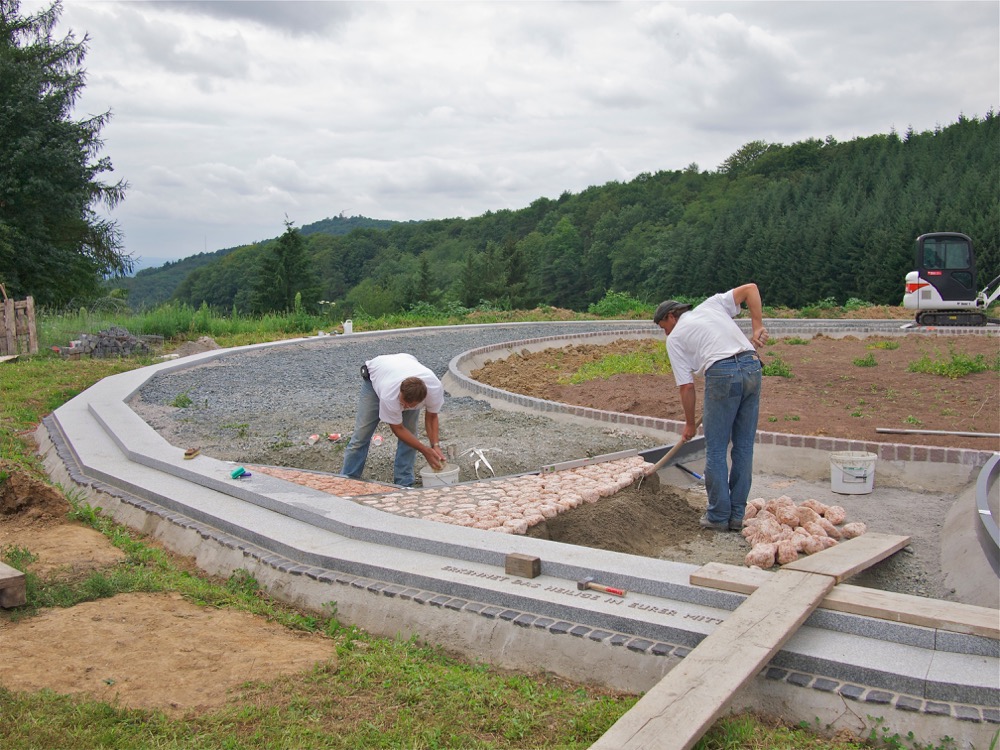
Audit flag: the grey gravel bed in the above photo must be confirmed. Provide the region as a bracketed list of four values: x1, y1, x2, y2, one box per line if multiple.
[127, 318, 931, 484]
[127, 320, 978, 602]
[131, 322, 665, 483]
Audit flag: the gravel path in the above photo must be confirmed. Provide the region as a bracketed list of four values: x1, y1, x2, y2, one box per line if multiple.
[128, 321, 989, 604]
[131, 319, 919, 481]
[131, 323, 665, 481]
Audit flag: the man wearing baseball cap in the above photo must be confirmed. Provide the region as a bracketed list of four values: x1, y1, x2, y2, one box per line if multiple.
[652, 284, 768, 532]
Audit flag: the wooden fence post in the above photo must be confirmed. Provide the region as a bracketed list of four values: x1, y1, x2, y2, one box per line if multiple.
[0, 285, 39, 357]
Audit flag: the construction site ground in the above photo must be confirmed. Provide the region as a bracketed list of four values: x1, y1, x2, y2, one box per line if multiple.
[1, 329, 997, 718]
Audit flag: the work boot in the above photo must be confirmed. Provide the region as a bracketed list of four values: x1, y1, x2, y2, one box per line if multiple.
[699, 514, 729, 531]
[728, 519, 743, 531]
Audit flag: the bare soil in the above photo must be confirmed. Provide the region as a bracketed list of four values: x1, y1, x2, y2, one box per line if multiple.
[0, 470, 335, 716]
[1, 332, 996, 716]
[471, 334, 1000, 452]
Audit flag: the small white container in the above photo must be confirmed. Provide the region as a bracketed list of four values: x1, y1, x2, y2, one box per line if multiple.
[343, 319, 353, 335]
[420, 463, 460, 487]
[830, 451, 876, 494]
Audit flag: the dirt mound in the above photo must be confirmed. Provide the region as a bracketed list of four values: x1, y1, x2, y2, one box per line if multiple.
[0, 470, 69, 524]
[529, 482, 703, 556]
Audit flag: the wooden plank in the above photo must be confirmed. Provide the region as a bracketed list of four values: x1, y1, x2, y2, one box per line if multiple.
[781, 532, 910, 582]
[1, 297, 14, 357]
[0, 561, 26, 609]
[592, 570, 834, 750]
[593, 531, 916, 750]
[24, 296, 37, 354]
[691, 562, 1000, 640]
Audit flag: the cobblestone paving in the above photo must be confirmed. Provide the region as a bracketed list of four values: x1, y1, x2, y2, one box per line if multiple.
[253, 455, 647, 534]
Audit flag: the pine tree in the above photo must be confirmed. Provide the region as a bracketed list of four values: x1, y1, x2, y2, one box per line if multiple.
[0, 0, 130, 305]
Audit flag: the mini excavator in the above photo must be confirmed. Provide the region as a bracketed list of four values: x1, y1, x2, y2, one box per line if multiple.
[902, 232, 1000, 326]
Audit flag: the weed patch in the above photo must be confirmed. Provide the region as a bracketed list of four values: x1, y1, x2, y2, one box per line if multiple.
[853, 353, 878, 367]
[907, 350, 1000, 378]
[763, 355, 792, 377]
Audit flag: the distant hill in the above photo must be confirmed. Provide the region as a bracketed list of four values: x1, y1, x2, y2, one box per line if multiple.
[113, 246, 243, 309]
[299, 214, 399, 237]
[114, 115, 999, 315]
[114, 215, 399, 309]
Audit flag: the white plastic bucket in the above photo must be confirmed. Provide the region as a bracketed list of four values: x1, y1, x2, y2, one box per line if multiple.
[420, 463, 459, 487]
[830, 451, 876, 495]
[343, 319, 353, 335]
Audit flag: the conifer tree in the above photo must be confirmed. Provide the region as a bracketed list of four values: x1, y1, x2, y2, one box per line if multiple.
[0, 0, 130, 305]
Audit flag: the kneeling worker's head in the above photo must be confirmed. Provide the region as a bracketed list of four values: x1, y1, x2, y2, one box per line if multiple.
[399, 376, 428, 409]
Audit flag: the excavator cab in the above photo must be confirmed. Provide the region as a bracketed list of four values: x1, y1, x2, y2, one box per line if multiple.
[915, 233, 976, 302]
[903, 232, 998, 326]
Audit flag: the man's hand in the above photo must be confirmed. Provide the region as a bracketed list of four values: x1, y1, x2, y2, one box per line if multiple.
[751, 324, 768, 350]
[424, 445, 446, 470]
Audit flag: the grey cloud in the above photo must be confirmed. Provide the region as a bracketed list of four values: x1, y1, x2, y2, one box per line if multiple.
[154, 0, 359, 36]
[37, 0, 997, 260]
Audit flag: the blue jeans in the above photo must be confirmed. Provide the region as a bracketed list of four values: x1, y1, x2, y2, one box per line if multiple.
[341, 378, 421, 487]
[702, 352, 762, 526]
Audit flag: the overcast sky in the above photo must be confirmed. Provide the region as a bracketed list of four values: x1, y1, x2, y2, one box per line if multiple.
[26, 0, 1000, 267]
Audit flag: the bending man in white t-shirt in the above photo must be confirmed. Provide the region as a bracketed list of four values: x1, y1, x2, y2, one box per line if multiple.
[652, 284, 768, 532]
[341, 353, 446, 487]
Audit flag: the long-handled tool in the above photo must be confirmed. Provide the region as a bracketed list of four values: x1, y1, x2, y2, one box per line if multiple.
[578, 576, 626, 597]
[637, 416, 703, 488]
[676, 463, 704, 481]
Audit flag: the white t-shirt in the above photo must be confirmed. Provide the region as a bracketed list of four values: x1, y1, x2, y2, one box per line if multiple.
[666, 291, 754, 386]
[366, 353, 444, 424]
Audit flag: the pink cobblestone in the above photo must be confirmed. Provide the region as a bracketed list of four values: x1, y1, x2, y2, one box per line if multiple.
[250, 467, 387, 497]
[251, 456, 649, 535]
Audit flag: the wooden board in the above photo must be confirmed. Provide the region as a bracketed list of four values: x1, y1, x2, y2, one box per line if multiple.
[592, 531, 914, 750]
[591, 570, 833, 750]
[781, 532, 910, 582]
[691, 562, 1000, 640]
[0, 561, 26, 608]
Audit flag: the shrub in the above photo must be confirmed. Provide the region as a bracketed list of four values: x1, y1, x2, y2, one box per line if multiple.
[587, 290, 651, 318]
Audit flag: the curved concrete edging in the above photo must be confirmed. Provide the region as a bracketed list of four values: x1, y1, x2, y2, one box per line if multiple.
[445, 326, 998, 491]
[976, 454, 1000, 575]
[445, 325, 1000, 568]
[35, 321, 1000, 747]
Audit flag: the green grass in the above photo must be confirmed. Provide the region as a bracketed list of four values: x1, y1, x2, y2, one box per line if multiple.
[867, 340, 900, 350]
[559, 341, 671, 384]
[0, 303, 959, 749]
[853, 353, 878, 367]
[763, 355, 793, 378]
[907, 350, 1000, 379]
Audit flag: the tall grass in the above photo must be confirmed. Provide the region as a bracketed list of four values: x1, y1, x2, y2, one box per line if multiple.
[34, 291, 908, 352]
[36, 301, 327, 350]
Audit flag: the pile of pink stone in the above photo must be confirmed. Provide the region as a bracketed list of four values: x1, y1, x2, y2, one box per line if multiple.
[741, 496, 867, 569]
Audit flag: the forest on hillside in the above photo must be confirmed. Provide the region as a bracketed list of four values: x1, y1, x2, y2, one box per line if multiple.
[120, 113, 999, 315]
